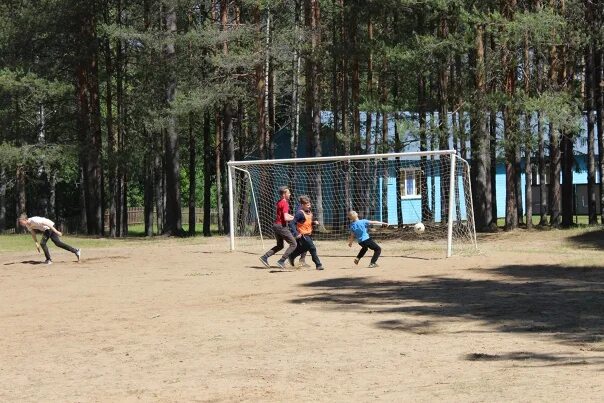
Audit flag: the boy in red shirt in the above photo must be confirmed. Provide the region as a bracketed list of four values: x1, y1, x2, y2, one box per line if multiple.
[259, 186, 296, 269]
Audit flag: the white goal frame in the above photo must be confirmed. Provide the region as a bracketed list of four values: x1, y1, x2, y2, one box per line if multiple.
[227, 150, 477, 257]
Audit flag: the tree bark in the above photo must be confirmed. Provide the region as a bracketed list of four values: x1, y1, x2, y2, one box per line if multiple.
[524, 32, 532, 230]
[586, 44, 597, 224]
[203, 112, 212, 237]
[189, 114, 197, 235]
[74, 5, 103, 236]
[0, 167, 5, 232]
[163, 4, 182, 235]
[594, 48, 604, 223]
[470, 24, 493, 231]
[16, 165, 26, 234]
[502, 0, 518, 230]
[438, 15, 450, 224]
[105, 36, 118, 237]
[144, 143, 154, 236]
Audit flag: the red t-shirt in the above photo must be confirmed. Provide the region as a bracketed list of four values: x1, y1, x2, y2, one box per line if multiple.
[275, 198, 290, 225]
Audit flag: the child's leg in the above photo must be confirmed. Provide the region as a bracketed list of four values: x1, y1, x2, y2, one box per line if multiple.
[279, 229, 297, 262]
[40, 230, 52, 261]
[49, 232, 78, 254]
[305, 237, 322, 268]
[366, 239, 382, 264]
[288, 239, 305, 263]
[264, 225, 285, 258]
[356, 241, 369, 260]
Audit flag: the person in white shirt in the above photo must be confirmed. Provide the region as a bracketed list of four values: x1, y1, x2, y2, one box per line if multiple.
[18, 214, 81, 265]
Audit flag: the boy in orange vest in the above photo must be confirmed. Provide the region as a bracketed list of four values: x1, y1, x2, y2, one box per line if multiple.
[287, 195, 324, 270]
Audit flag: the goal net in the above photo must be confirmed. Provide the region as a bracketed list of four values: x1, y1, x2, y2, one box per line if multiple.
[228, 150, 477, 257]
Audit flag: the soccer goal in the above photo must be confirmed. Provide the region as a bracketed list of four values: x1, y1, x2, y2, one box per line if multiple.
[227, 150, 477, 257]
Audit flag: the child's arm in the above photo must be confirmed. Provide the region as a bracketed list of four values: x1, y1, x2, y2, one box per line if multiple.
[347, 232, 355, 247]
[290, 211, 305, 238]
[30, 230, 40, 254]
[367, 220, 388, 227]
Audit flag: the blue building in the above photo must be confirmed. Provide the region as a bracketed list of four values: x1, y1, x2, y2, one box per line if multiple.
[264, 112, 595, 224]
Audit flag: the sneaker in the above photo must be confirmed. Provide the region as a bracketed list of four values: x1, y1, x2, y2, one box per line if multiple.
[44, 259, 53, 265]
[316, 266, 324, 271]
[368, 263, 379, 268]
[276, 260, 287, 270]
[288, 257, 295, 267]
[75, 249, 81, 262]
[298, 260, 311, 268]
[259, 256, 270, 268]
[354, 258, 360, 265]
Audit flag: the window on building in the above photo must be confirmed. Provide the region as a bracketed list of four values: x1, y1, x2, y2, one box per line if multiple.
[531, 163, 550, 185]
[400, 169, 422, 198]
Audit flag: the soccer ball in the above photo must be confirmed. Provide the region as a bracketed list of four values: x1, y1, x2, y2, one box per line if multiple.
[413, 222, 425, 234]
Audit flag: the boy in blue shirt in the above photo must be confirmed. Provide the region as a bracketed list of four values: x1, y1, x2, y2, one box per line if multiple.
[347, 210, 388, 268]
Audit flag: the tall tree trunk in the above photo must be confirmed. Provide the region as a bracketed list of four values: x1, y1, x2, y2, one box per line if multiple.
[223, 104, 235, 233]
[538, 114, 547, 225]
[502, 0, 518, 230]
[189, 114, 197, 235]
[365, 16, 373, 154]
[144, 143, 154, 236]
[49, 171, 57, 221]
[471, 24, 493, 231]
[75, 5, 103, 236]
[490, 111, 498, 224]
[418, 74, 432, 222]
[524, 32, 532, 230]
[594, 48, 604, 223]
[0, 167, 5, 232]
[351, 13, 361, 153]
[78, 166, 87, 233]
[291, 0, 303, 158]
[586, 45, 597, 224]
[438, 16, 450, 224]
[15, 165, 26, 234]
[105, 36, 118, 237]
[254, 4, 267, 159]
[549, 123, 562, 226]
[561, 130, 574, 226]
[305, 0, 324, 226]
[215, 113, 224, 234]
[154, 135, 164, 234]
[203, 112, 212, 237]
[163, 4, 182, 235]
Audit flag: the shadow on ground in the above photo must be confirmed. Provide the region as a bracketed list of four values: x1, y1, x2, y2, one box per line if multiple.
[3, 260, 46, 266]
[567, 229, 604, 249]
[291, 264, 604, 359]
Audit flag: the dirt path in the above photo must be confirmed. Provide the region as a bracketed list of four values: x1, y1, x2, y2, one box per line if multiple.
[1, 230, 603, 401]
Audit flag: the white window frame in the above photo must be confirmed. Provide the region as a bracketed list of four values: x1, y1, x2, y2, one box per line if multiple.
[400, 168, 422, 199]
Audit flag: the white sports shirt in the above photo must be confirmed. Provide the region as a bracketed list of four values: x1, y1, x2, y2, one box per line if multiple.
[26, 216, 55, 232]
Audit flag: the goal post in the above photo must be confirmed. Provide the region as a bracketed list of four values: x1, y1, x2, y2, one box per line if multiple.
[227, 150, 477, 258]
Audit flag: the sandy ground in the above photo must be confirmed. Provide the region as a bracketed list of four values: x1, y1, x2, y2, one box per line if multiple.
[1, 230, 603, 402]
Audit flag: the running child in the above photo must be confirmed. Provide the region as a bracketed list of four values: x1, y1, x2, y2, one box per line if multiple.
[259, 186, 296, 269]
[347, 210, 387, 268]
[18, 214, 81, 265]
[288, 195, 324, 270]
[292, 199, 309, 268]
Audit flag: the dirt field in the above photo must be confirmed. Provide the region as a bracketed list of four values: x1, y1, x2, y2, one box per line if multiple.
[1, 229, 603, 402]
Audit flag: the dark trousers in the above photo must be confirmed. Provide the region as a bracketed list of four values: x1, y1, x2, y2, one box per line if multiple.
[41, 230, 77, 261]
[357, 238, 381, 264]
[263, 224, 297, 261]
[289, 235, 322, 268]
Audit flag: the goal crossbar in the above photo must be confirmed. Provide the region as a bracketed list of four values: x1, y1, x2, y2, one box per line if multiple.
[226, 150, 457, 167]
